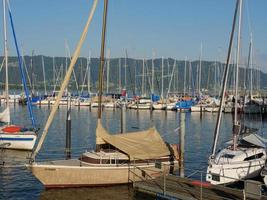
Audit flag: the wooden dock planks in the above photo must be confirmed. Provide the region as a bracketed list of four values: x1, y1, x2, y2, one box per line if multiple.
[134, 175, 267, 200]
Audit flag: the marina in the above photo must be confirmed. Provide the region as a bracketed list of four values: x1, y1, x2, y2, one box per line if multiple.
[1, 105, 267, 199]
[1, 0, 267, 199]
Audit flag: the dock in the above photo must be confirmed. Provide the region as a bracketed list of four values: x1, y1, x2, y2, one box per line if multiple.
[134, 175, 267, 200]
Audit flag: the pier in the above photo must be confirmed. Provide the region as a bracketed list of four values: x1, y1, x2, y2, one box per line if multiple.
[134, 174, 267, 200]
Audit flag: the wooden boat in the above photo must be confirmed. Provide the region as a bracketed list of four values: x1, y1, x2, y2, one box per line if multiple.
[27, 120, 178, 188]
[27, 0, 178, 189]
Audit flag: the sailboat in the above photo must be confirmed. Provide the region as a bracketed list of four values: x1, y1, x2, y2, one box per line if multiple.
[0, 0, 37, 150]
[206, 0, 266, 185]
[27, 0, 178, 188]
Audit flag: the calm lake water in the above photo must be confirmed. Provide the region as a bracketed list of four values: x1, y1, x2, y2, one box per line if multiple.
[0, 105, 266, 200]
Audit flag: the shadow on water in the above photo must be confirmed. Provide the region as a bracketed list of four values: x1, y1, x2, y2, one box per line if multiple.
[40, 185, 135, 200]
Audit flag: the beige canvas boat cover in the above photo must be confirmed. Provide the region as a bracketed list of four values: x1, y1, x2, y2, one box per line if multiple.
[96, 120, 170, 160]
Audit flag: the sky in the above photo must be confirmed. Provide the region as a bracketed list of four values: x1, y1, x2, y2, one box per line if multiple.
[1, 0, 267, 71]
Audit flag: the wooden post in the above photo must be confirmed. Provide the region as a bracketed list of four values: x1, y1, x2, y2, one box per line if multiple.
[179, 112, 185, 177]
[120, 105, 123, 133]
[65, 97, 71, 159]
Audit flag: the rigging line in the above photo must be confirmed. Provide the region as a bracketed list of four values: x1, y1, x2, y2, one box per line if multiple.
[7, 0, 36, 130]
[31, 0, 99, 160]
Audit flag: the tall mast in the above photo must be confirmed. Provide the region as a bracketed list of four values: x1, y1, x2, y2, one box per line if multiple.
[2, 0, 9, 112]
[249, 34, 253, 97]
[151, 51, 155, 95]
[52, 56, 55, 93]
[234, 0, 242, 127]
[211, 0, 239, 157]
[142, 58, 145, 96]
[118, 58, 121, 93]
[106, 48, 110, 94]
[124, 49, 127, 90]
[161, 56, 164, 98]
[183, 57, 187, 96]
[87, 51, 91, 95]
[97, 0, 108, 119]
[198, 43, 202, 95]
[42, 56, 47, 95]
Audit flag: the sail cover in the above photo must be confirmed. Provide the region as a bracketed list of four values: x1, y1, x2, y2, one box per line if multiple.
[241, 134, 267, 148]
[0, 107, 10, 123]
[96, 120, 171, 160]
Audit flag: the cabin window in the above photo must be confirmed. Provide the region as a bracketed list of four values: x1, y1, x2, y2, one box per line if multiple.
[221, 154, 235, 159]
[212, 174, 220, 182]
[244, 153, 264, 161]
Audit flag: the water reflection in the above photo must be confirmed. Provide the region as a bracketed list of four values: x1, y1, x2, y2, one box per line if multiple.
[40, 185, 134, 200]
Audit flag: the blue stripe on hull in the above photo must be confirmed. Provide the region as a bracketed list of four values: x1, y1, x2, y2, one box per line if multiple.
[0, 137, 34, 141]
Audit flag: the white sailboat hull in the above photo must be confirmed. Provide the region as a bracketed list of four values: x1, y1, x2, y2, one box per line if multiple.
[0, 133, 37, 150]
[206, 159, 265, 185]
[205, 106, 219, 112]
[27, 160, 177, 188]
[152, 104, 166, 110]
[206, 148, 266, 185]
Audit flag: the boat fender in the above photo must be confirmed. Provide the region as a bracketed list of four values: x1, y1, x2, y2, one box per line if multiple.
[191, 180, 211, 188]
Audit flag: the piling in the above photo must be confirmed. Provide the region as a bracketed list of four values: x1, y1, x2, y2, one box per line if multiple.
[65, 97, 71, 159]
[179, 112, 185, 177]
[120, 105, 123, 133]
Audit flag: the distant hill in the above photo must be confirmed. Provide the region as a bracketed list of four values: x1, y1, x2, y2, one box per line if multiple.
[0, 56, 266, 96]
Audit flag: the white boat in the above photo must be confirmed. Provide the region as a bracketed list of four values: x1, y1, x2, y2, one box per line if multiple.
[0, 125, 37, 150]
[205, 106, 219, 113]
[128, 103, 151, 110]
[206, 0, 266, 186]
[0, 0, 37, 151]
[166, 102, 176, 110]
[104, 101, 119, 108]
[207, 134, 266, 185]
[73, 98, 91, 107]
[152, 103, 166, 110]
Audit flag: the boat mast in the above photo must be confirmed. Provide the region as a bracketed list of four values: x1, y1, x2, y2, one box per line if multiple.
[151, 51, 155, 95]
[198, 42, 202, 96]
[142, 58, 145, 96]
[161, 56, 164, 98]
[118, 58, 121, 93]
[233, 0, 242, 151]
[87, 51, 91, 95]
[211, 0, 239, 158]
[183, 57, 187, 96]
[2, 0, 9, 115]
[42, 56, 47, 95]
[97, 0, 108, 119]
[106, 48, 110, 94]
[249, 34, 253, 98]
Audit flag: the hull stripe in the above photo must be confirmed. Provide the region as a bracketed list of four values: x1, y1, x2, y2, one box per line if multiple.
[0, 137, 34, 141]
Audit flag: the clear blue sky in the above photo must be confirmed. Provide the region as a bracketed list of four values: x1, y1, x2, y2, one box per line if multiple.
[1, 0, 267, 71]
